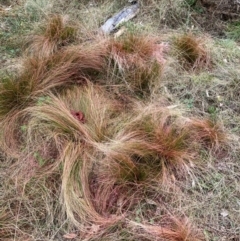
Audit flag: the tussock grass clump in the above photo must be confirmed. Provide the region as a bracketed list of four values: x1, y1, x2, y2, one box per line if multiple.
[0, 76, 34, 118]
[22, 44, 108, 93]
[0, 74, 35, 157]
[130, 216, 204, 241]
[25, 84, 120, 147]
[187, 118, 227, 149]
[3, 84, 123, 231]
[0, 45, 108, 157]
[60, 143, 118, 228]
[0, 4, 232, 239]
[0, 44, 107, 116]
[120, 104, 194, 176]
[150, 116, 192, 166]
[87, 105, 197, 216]
[89, 134, 152, 214]
[19, 88, 200, 229]
[26, 14, 77, 58]
[174, 33, 211, 70]
[109, 34, 168, 93]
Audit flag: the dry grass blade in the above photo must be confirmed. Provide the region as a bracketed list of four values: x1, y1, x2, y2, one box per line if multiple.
[0, 210, 14, 239]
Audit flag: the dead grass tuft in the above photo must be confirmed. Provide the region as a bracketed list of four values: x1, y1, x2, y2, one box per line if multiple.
[119, 104, 195, 178]
[0, 46, 108, 158]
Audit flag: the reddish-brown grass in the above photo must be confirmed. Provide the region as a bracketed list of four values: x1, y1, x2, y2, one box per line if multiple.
[187, 118, 227, 149]
[150, 119, 191, 164]
[174, 33, 211, 70]
[130, 217, 204, 241]
[0, 45, 108, 158]
[22, 44, 108, 93]
[26, 14, 77, 58]
[108, 34, 168, 92]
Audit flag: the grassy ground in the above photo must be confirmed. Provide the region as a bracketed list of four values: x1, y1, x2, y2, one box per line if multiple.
[0, 0, 240, 240]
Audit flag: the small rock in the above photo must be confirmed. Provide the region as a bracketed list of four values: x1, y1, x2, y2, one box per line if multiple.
[220, 210, 229, 217]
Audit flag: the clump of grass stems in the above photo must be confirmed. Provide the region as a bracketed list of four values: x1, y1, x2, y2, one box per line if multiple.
[23, 45, 108, 93]
[0, 75, 34, 118]
[9, 85, 124, 229]
[6, 84, 202, 233]
[0, 44, 108, 157]
[87, 104, 198, 214]
[174, 33, 211, 70]
[0, 44, 108, 117]
[1, 85, 224, 238]
[25, 84, 120, 147]
[119, 104, 195, 173]
[129, 216, 204, 241]
[186, 118, 227, 150]
[26, 14, 78, 58]
[108, 33, 168, 94]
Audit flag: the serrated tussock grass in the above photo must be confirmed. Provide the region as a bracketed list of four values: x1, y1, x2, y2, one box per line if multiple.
[26, 14, 78, 58]
[25, 84, 120, 147]
[60, 142, 120, 229]
[118, 104, 194, 170]
[129, 216, 205, 241]
[0, 44, 108, 158]
[187, 118, 227, 150]
[0, 44, 108, 117]
[0, 75, 34, 118]
[108, 33, 168, 93]
[22, 45, 108, 93]
[174, 33, 211, 70]
[0, 12, 229, 240]
[86, 105, 195, 215]
[4, 85, 206, 233]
